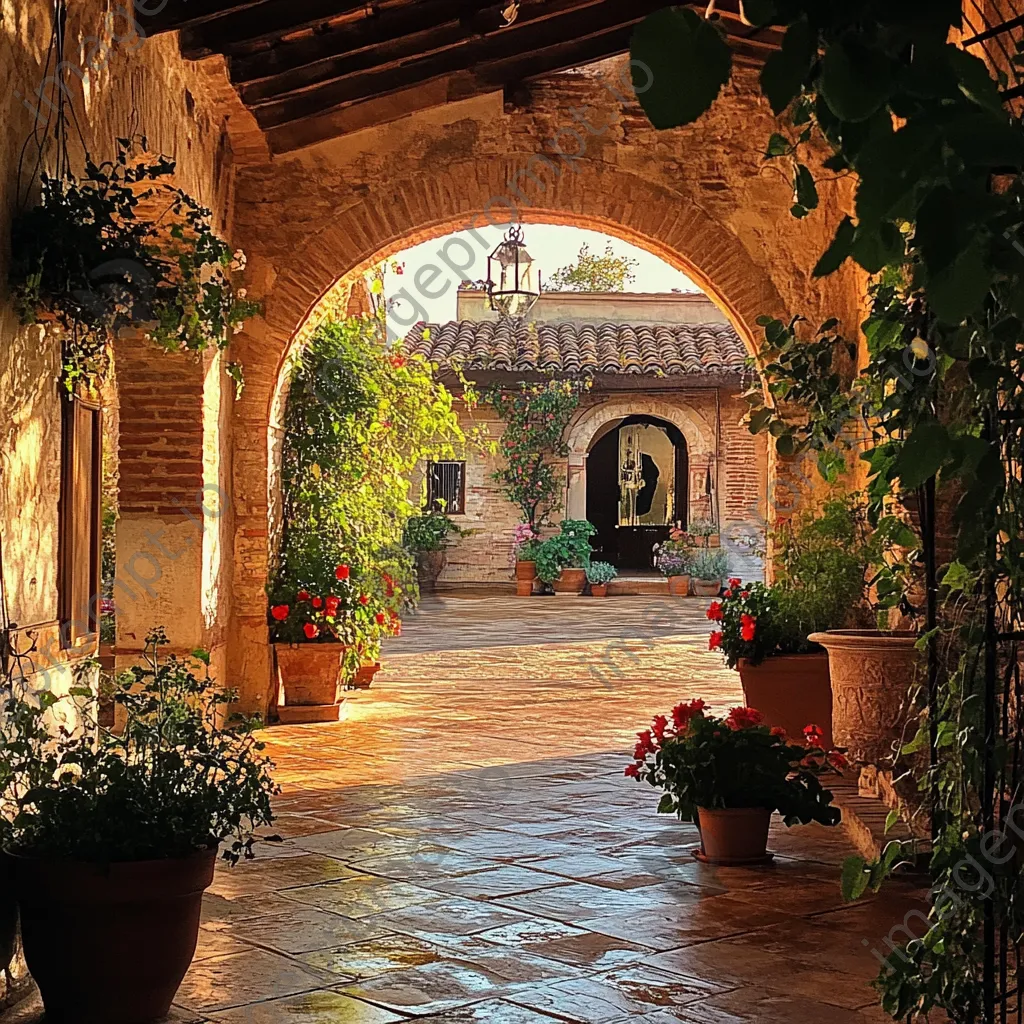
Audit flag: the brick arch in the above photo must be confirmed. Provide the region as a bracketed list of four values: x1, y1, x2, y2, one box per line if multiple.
[227, 157, 787, 714]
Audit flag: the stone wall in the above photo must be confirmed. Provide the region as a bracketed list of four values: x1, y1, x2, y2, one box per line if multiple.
[1, 1, 248, 684]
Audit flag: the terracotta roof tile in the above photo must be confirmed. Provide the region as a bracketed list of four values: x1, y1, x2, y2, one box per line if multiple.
[404, 320, 747, 376]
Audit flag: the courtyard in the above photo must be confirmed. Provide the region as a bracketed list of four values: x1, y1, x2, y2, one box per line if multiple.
[128, 598, 919, 1022]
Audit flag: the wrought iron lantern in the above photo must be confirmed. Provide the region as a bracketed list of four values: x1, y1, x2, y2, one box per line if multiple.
[486, 224, 540, 318]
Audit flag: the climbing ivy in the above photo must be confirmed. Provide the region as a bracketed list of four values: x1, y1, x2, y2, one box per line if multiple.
[632, 4, 1024, 1019]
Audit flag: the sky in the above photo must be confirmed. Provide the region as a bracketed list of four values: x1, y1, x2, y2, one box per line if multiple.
[381, 223, 700, 335]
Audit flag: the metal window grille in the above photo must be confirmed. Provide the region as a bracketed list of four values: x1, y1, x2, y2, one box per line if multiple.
[427, 461, 466, 514]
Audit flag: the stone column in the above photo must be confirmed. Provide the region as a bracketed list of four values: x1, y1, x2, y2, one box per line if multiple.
[565, 453, 587, 519]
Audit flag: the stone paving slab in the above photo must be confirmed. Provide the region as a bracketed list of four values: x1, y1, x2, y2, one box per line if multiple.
[3, 596, 927, 1023]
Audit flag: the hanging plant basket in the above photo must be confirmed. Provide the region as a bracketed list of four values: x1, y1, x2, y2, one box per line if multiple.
[9, 138, 260, 392]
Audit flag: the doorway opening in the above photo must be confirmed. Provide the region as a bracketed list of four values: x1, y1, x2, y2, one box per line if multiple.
[586, 415, 688, 572]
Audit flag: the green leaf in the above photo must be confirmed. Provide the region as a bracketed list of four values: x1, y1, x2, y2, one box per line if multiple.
[793, 164, 818, 212]
[765, 133, 791, 158]
[884, 809, 900, 834]
[841, 856, 871, 901]
[941, 560, 978, 593]
[747, 407, 775, 434]
[656, 793, 675, 814]
[68, 686, 94, 698]
[813, 217, 856, 277]
[820, 39, 892, 122]
[760, 16, 813, 115]
[851, 221, 905, 274]
[630, 7, 733, 129]
[890, 420, 949, 491]
[191, 648, 212, 666]
[925, 239, 992, 325]
[948, 46, 1003, 112]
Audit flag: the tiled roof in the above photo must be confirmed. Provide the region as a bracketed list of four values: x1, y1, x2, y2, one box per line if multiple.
[404, 320, 747, 376]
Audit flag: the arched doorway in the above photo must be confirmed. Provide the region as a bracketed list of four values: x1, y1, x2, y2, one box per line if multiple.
[586, 415, 688, 571]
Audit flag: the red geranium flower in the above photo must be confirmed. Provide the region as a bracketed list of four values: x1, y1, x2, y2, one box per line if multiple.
[740, 591, 750, 599]
[303, 623, 319, 639]
[636, 729, 655, 755]
[770, 725, 787, 738]
[672, 698, 706, 730]
[335, 564, 350, 581]
[312, 596, 323, 609]
[271, 604, 289, 621]
[359, 594, 370, 605]
[709, 631, 724, 650]
[803, 723, 826, 748]
[828, 750, 850, 770]
[722, 590, 733, 600]
[729, 577, 742, 589]
[325, 595, 340, 615]
[297, 590, 310, 601]
[624, 763, 641, 778]
[375, 612, 386, 625]
[706, 601, 723, 622]
[741, 623, 756, 642]
[652, 714, 669, 741]
[726, 706, 763, 730]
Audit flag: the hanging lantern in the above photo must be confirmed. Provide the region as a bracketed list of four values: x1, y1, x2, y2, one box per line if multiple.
[486, 224, 540, 319]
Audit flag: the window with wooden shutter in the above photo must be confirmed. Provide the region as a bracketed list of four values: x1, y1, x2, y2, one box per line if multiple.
[426, 461, 466, 515]
[58, 395, 102, 647]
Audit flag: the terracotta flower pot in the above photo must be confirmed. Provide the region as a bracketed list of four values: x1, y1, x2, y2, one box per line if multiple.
[667, 574, 690, 597]
[738, 653, 833, 749]
[696, 807, 772, 865]
[516, 579, 533, 597]
[9, 846, 217, 1024]
[416, 549, 446, 592]
[808, 630, 922, 767]
[591, 583, 608, 597]
[275, 643, 343, 706]
[515, 560, 537, 581]
[352, 661, 381, 690]
[553, 567, 586, 595]
[691, 578, 722, 598]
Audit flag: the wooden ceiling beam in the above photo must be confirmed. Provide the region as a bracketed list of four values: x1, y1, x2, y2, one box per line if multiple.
[178, 0, 491, 60]
[250, 0, 667, 125]
[237, 0, 621, 103]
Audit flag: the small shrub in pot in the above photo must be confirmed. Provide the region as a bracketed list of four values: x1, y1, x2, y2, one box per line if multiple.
[586, 561, 618, 596]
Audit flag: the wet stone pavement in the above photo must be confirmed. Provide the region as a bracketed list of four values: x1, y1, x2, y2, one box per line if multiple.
[13, 594, 928, 1023]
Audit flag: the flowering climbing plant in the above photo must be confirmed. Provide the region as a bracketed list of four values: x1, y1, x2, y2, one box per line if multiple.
[625, 700, 845, 826]
[480, 377, 590, 531]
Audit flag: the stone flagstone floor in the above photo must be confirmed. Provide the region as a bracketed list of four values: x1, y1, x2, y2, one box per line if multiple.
[7, 593, 928, 1023]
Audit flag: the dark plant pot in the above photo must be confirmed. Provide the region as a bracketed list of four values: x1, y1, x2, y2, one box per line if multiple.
[808, 630, 922, 767]
[591, 583, 608, 597]
[275, 643, 344, 706]
[667, 574, 690, 597]
[738, 653, 833, 749]
[515, 560, 537, 581]
[516, 579, 534, 597]
[416, 549, 447, 591]
[553, 567, 586, 595]
[696, 807, 772, 865]
[691, 578, 721, 598]
[9, 847, 217, 1024]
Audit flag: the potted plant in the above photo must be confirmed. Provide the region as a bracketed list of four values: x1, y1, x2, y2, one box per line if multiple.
[513, 524, 542, 597]
[587, 561, 618, 597]
[10, 139, 259, 394]
[0, 629, 278, 1024]
[690, 548, 728, 597]
[688, 515, 720, 548]
[626, 700, 844, 864]
[269, 561, 400, 722]
[404, 511, 460, 592]
[544, 519, 596, 595]
[656, 530, 692, 596]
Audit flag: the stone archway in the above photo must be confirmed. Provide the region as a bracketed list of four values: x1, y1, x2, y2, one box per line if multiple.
[564, 396, 718, 525]
[224, 157, 795, 714]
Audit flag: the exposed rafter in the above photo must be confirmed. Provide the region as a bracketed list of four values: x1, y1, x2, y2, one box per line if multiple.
[147, 0, 780, 153]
